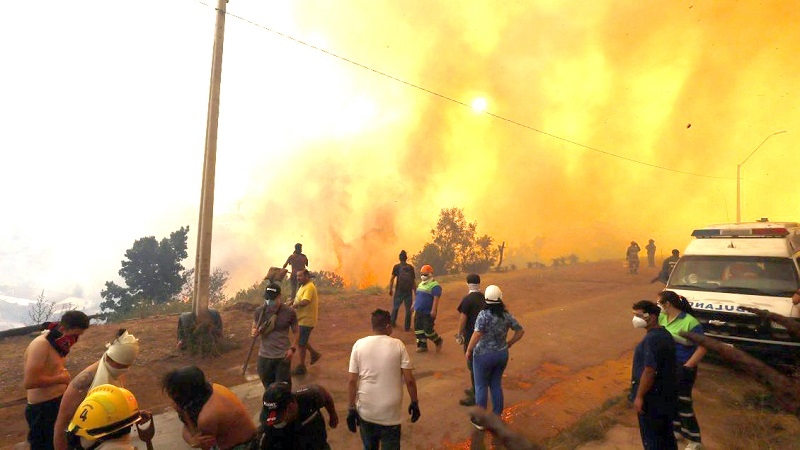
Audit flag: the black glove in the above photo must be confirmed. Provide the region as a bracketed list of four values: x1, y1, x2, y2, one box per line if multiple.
[408, 401, 421, 422]
[346, 407, 360, 433]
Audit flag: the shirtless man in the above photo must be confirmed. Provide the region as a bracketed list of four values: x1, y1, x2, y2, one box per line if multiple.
[162, 366, 257, 450]
[282, 243, 309, 300]
[23, 310, 90, 450]
[54, 329, 140, 450]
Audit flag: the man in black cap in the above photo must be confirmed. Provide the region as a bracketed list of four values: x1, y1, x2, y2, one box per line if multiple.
[258, 382, 339, 450]
[251, 282, 299, 423]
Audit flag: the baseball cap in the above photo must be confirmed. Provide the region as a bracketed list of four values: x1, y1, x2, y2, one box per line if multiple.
[264, 282, 281, 301]
[263, 382, 293, 427]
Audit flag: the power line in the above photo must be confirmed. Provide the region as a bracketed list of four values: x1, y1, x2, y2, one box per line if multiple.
[190, 0, 733, 180]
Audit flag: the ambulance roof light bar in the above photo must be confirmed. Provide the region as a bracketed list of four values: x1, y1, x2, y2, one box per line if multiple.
[692, 228, 789, 238]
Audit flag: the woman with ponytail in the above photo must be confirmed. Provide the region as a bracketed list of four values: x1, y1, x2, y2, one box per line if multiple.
[657, 290, 707, 450]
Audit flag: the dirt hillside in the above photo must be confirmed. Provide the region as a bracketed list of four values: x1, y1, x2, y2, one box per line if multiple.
[2, 261, 798, 449]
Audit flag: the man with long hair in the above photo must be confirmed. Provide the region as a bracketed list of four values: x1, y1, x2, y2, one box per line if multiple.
[162, 366, 257, 450]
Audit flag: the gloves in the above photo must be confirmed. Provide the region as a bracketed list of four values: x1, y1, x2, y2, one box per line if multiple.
[455, 334, 465, 345]
[346, 407, 360, 433]
[408, 401, 421, 422]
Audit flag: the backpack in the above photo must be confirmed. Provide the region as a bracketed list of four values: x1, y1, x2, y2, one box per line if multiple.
[395, 264, 416, 292]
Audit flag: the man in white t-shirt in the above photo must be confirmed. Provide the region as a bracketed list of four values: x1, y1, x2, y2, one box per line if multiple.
[347, 309, 420, 449]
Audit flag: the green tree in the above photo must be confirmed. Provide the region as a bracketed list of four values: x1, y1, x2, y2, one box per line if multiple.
[410, 243, 447, 275]
[100, 226, 190, 317]
[412, 208, 498, 274]
[181, 267, 231, 305]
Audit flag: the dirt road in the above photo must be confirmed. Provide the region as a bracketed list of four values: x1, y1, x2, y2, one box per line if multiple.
[2, 261, 796, 449]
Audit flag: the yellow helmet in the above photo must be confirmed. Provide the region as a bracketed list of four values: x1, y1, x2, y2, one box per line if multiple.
[67, 384, 141, 440]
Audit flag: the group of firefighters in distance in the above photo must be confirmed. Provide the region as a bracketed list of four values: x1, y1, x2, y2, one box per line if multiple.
[626, 239, 681, 281]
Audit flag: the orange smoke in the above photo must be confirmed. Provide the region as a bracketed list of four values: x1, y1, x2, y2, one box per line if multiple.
[207, 1, 800, 292]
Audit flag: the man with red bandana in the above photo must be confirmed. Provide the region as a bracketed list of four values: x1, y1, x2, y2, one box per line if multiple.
[23, 310, 90, 450]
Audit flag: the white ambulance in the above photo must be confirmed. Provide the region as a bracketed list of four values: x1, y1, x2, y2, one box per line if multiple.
[665, 220, 800, 361]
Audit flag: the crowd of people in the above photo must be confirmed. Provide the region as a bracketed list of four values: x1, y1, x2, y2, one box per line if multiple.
[20, 243, 798, 450]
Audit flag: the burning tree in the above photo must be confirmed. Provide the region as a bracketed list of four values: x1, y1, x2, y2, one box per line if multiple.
[412, 208, 498, 274]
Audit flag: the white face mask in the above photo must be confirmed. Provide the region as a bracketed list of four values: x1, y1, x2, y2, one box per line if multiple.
[632, 316, 648, 329]
[105, 359, 128, 379]
[420, 274, 430, 281]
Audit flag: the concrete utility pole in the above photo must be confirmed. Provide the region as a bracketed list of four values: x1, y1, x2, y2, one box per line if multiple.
[736, 131, 786, 223]
[193, 0, 229, 324]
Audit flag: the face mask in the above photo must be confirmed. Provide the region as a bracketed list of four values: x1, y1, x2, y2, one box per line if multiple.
[265, 299, 275, 307]
[420, 275, 430, 281]
[632, 316, 648, 329]
[45, 323, 80, 356]
[105, 359, 128, 379]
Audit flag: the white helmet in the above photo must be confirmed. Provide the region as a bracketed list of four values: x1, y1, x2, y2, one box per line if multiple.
[485, 285, 502, 303]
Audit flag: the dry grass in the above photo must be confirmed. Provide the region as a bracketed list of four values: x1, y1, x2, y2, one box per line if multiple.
[718, 410, 800, 450]
[543, 394, 628, 449]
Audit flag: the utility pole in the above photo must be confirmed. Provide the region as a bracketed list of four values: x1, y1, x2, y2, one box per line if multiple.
[192, 0, 228, 327]
[736, 131, 786, 223]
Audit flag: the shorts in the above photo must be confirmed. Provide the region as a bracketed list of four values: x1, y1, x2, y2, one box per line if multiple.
[26, 395, 62, 450]
[298, 326, 314, 346]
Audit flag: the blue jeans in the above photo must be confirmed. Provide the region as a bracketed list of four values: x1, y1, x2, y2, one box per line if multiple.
[359, 419, 400, 450]
[473, 349, 509, 416]
[391, 291, 412, 331]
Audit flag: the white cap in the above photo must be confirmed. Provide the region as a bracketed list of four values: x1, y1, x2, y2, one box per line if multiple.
[484, 285, 502, 304]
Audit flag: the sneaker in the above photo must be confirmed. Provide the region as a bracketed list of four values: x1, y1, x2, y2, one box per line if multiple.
[291, 365, 307, 376]
[470, 417, 485, 430]
[459, 396, 476, 406]
[415, 347, 428, 353]
[310, 352, 322, 365]
[685, 442, 704, 450]
[435, 339, 443, 352]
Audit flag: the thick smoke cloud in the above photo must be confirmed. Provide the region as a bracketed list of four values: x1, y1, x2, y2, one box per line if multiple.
[209, 1, 798, 289]
[5, 1, 796, 298]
